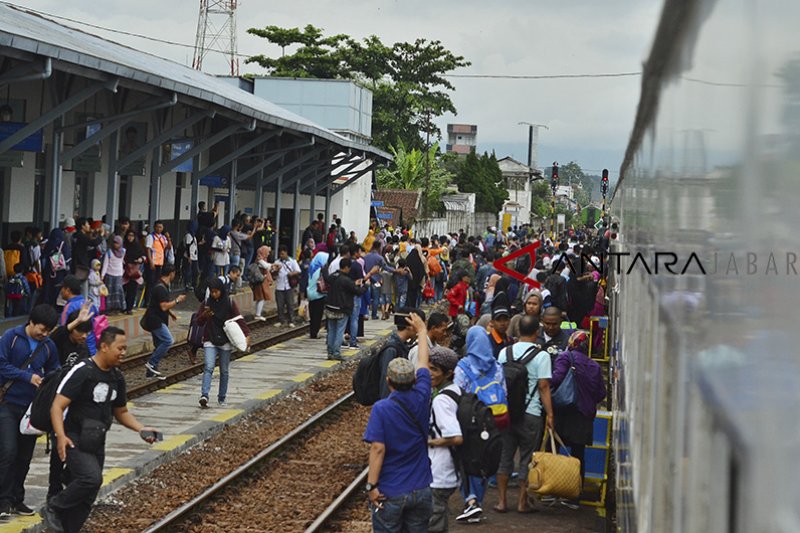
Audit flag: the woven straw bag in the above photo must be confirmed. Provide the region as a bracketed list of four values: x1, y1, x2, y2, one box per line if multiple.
[527, 428, 582, 499]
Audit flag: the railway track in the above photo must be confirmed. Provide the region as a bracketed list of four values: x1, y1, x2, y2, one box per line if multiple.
[141, 391, 368, 532]
[127, 320, 309, 399]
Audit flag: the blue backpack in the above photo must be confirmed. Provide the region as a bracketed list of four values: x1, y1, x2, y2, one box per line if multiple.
[459, 361, 510, 428]
[5, 276, 25, 300]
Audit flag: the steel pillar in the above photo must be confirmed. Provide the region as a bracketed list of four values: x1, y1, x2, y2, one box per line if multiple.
[254, 161, 264, 218]
[105, 130, 120, 231]
[325, 186, 332, 229]
[48, 116, 64, 228]
[292, 179, 301, 253]
[273, 173, 282, 251]
[228, 155, 237, 226]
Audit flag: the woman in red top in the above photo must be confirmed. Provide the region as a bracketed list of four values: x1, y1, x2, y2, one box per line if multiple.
[447, 272, 471, 317]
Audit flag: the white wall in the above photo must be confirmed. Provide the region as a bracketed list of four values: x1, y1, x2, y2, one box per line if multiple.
[7, 153, 36, 222]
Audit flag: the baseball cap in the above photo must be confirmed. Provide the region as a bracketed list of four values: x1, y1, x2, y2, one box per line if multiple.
[491, 292, 511, 320]
[387, 358, 416, 385]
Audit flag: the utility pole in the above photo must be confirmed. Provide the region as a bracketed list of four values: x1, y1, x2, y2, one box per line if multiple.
[551, 162, 559, 240]
[423, 108, 432, 219]
[518, 122, 548, 172]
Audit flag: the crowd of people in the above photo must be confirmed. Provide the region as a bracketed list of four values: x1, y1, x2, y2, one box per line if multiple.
[0, 201, 616, 531]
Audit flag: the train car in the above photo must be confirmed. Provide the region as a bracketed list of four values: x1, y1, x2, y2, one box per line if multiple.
[608, 0, 800, 531]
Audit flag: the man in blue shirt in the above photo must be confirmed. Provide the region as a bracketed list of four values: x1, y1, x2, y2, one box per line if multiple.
[58, 275, 97, 356]
[364, 312, 432, 532]
[0, 304, 60, 517]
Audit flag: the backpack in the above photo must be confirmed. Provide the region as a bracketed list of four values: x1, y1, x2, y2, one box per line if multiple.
[502, 344, 543, 423]
[4, 248, 20, 277]
[194, 274, 211, 303]
[247, 262, 265, 285]
[440, 388, 503, 478]
[459, 361, 510, 428]
[353, 339, 405, 406]
[5, 276, 25, 300]
[49, 242, 68, 273]
[28, 366, 70, 434]
[187, 309, 206, 350]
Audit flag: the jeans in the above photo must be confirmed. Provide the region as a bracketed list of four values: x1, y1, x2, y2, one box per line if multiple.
[370, 285, 382, 318]
[370, 486, 433, 533]
[201, 345, 231, 402]
[275, 288, 295, 324]
[326, 315, 348, 357]
[348, 296, 361, 346]
[0, 403, 37, 506]
[430, 487, 457, 533]
[148, 323, 173, 369]
[434, 281, 444, 302]
[397, 292, 407, 309]
[184, 259, 198, 288]
[460, 475, 487, 506]
[50, 437, 105, 533]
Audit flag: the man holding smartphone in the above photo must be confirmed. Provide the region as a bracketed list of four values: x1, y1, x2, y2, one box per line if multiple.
[42, 326, 160, 533]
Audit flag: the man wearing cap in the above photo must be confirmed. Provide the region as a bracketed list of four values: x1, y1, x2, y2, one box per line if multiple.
[427, 347, 463, 532]
[59, 275, 98, 356]
[487, 292, 513, 359]
[364, 312, 432, 533]
[377, 307, 425, 399]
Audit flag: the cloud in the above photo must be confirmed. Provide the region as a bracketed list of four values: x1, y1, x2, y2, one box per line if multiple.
[23, 0, 665, 172]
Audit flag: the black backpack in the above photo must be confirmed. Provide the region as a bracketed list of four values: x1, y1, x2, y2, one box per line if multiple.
[29, 366, 71, 433]
[440, 388, 502, 478]
[353, 338, 406, 406]
[194, 273, 212, 303]
[502, 344, 542, 423]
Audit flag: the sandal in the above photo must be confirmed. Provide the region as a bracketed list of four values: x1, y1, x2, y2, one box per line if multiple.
[492, 504, 508, 514]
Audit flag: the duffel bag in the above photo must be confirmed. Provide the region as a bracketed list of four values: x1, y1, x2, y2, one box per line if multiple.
[223, 315, 248, 352]
[527, 428, 582, 500]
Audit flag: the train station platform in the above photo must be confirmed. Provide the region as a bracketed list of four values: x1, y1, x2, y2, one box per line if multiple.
[0, 312, 396, 533]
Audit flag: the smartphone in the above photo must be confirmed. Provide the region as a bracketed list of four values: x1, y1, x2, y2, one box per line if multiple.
[140, 430, 164, 442]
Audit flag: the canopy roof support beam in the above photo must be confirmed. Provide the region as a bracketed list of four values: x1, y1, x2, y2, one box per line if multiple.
[0, 57, 51, 90]
[0, 77, 118, 155]
[193, 125, 277, 182]
[160, 121, 244, 176]
[330, 161, 377, 196]
[233, 139, 314, 186]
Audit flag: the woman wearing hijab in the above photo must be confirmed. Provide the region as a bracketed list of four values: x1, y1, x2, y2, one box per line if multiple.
[40, 228, 72, 306]
[551, 330, 606, 484]
[453, 326, 509, 523]
[507, 289, 543, 341]
[197, 277, 250, 408]
[101, 235, 126, 313]
[122, 229, 146, 313]
[306, 250, 330, 338]
[248, 245, 273, 319]
[212, 225, 232, 276]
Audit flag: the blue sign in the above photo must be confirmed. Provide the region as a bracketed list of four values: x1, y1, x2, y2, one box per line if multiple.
[0, 122, 43, 152]
[370, 200, 384, 207]
[376, 213, 392, 219]
[169, 140, 193, 172]
[200, 175, 228, 188]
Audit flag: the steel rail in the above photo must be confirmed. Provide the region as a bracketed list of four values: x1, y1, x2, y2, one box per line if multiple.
[305, 466, 369, 533]
[128, 323, 308, 399]
[141, 391, 356, 533]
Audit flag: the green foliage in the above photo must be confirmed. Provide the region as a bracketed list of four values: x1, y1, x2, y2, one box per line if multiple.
[375, 140, 453, 217]
[245, 26, 470, 152]
[452, 151, 508, 213]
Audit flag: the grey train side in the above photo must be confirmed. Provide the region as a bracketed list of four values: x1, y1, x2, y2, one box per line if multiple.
[608, 0, 800, 531]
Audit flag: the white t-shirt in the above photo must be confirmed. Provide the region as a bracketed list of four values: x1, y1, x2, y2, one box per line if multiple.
[185, 233, 198, 261]
[428, 383, 462, 489]
[497, 341, 552, 417]
[274, 257, 300, 291]
[212, 236, 230, 267]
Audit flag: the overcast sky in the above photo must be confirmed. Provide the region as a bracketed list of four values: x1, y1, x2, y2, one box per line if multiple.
[20, 0, 664, 176]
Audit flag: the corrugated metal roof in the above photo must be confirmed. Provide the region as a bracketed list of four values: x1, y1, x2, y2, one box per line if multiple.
[0, 4, 390, 161]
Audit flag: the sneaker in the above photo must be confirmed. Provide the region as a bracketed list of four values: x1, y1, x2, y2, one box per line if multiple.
[349, 343, 360, 349]
[253, 315, 266, 321]
[0, 502, 10, 518]
[199, 396, 209, 409]
[144, 363, 162, 376]
[288, 322, 296, 327]
[40, 505, 64, 533]
[145, 370, 167, 381]
[327, 353, 344, 361]
[218, 399, 226, 406]
[539, 495, 556, 506]
[12, 502, 35, 516]
[456, 504, 483, 521]
[559, 499, 580, 510]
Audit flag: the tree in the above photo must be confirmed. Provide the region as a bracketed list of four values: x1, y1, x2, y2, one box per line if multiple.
[375, 140, 453, 216]
[453, 151, 508, 213]
[245, 27, 470, 151]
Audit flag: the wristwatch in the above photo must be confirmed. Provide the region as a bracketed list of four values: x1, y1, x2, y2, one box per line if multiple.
[365, 482, 378, 492]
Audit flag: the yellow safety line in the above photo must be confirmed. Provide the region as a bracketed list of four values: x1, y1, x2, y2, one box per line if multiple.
[155, 383, 187, 394]
[0, 515, 42, 532]
[238, 354, 259, 362]
[152, 434, 195, 451]
[102, 467, 133, 487]
[291, 372, 315, 382]
[316, 360, 340, 368]
[257, 389, 283, 400]
[210, 409, 244, 423]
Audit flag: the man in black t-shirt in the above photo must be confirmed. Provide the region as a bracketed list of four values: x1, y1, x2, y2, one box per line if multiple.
[47, 304, 94, 501]
[143, 265, 185, 379]
[43, 327, 159, 533]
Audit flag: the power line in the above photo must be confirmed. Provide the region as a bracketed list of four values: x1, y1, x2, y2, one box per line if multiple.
[444, 72, 642, 80]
